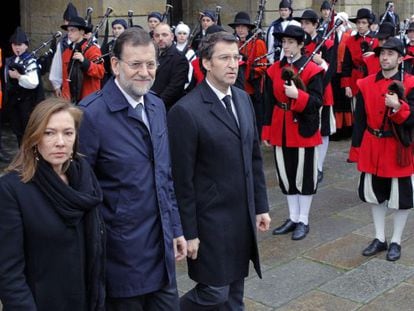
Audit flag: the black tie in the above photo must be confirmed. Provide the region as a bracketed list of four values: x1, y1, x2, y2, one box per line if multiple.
[222, 95, 238, 128]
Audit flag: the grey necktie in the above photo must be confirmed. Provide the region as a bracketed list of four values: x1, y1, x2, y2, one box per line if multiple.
[222, 95, 238, 128]
[135, 103, 144, 121]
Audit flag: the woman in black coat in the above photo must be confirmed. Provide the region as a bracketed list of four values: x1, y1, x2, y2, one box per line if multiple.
[0, 98, 105, 311]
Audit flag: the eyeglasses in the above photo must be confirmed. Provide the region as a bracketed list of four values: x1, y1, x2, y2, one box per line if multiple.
[117, 58, 158, 70]
[212, 54, 243, 64]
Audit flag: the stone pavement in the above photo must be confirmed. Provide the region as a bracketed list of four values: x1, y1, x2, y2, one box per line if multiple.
[176, 139, 414, 310]
[1, 126, 414, 310]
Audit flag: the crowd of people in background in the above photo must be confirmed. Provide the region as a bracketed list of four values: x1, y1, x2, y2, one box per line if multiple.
[1, 0, 414, 310]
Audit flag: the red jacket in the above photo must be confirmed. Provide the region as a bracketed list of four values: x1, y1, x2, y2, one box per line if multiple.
[62, 39, 104, 101]
[341, 33, 378, 95]
[350, 72, 414, 177]
[262, 56, 324, 147]
[238, 37, 267, 95]
[304, 36, 334, 106]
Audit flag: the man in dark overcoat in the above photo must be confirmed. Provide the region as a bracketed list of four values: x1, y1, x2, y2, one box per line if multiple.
[151, 23, 189, 110]
[78, 27, 186, 310]
[168, 31, 271, 310]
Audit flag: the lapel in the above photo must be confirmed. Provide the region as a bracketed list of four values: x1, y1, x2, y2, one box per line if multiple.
[231, 86, 249, 142]
[200, 81, 240, 137]
[104, 79, 149, 130]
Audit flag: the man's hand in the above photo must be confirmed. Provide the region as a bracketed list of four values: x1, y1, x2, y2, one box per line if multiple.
[256, 213, 271, 232]
[8, 69, 20, 80]
[187, 238, 200, 260]
[263, 140, 272, 147]
[284, 80, 299, 99]
[173, 235, 187, 261]
[345, 87, 353, 98]
[385, 92, 401, 111]
[55, 88, 62, 97]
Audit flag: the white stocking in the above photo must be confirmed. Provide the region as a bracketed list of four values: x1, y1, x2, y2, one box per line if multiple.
[371, 203, 387, 242]
[287, 195, 300, 222]
[298, 195, 313, 225]
[391, 209, 410, 245]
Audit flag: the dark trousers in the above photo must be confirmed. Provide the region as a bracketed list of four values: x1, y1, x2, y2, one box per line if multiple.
[180, 279, 245, 311]
[105, 282, 180, 311]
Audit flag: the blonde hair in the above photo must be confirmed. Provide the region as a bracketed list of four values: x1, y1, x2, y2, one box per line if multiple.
[6, 98, 83, 182]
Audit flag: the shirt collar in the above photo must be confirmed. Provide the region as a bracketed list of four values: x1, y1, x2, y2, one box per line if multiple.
[114, 78, 145, 109]
[375, 70, 402, 82]
[205, 78, 232, 100]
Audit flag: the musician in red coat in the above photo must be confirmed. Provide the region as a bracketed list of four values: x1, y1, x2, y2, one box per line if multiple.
[342, 8, 378, 97]
[229, 11, 268, 136]
[350, 38, 414, 261]
[61, 16, 104, 104]
[263, 25, 324, 240]
[297, 9, 335, 183]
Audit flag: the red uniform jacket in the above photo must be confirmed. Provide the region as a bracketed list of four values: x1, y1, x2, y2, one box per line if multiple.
[304, 36, 334, 106]
[341, 33, 379, 95]
[349, 71, 414, 177]
[262, 55, 324, 147]
[62, 39, 104, 101]
[238, 36, 267, 95]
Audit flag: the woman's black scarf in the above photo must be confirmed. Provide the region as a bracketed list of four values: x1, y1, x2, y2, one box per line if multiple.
[32, 156, 106, 311]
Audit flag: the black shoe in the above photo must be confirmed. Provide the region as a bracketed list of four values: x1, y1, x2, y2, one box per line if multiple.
[362, 239, 388, 256]
[292, 222, 309, 240]
[0, 150, 11, 163]
[272, 219, 297, 235]
[317, 170, 324, 183]
[386, 242, 401, 261]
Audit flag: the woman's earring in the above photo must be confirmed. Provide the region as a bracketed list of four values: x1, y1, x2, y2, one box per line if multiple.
[34, 146, 39, 161]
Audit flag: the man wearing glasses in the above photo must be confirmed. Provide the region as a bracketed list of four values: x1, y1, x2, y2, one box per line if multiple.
[168, 31, 271, 310]
[78, 27, 187, 311]
[151, 23, 189, 110]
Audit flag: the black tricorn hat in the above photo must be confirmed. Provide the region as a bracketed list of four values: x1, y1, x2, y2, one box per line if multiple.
[376, 22, 395, 40]
[229, 11, 255, 28]
[294, 9, 319, 23]
[349, 8, 374, 24]
[320, 0, 331, 11]
[61, 16, 88, 31]
[273, 25, 306, 42]
[10, 27, 29, 45]
[63, 2, 78, 21]
[374, 37, 405, 56]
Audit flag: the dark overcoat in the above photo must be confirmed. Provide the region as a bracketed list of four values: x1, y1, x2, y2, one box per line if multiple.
[78, 79, 183, 298]
[167, 81, 269, 286]
[150, 44, 189, 109]
[0, 172, 100, 311]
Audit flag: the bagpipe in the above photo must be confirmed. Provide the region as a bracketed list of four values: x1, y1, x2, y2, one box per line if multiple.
[253, 0, 266, 40]
[215, 5, 222, 26]
[67, 7, 113, 104]
[128, 10, 134, 27]
[239, 0, 266, 51]
[282, 18, 344, 91]
[9, 31, 62, 75]
[162, 3, 173, 24]
[188, 11, 204, 48]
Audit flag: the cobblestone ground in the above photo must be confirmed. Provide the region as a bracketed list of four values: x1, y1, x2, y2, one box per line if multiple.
[1, 125, 414, 310]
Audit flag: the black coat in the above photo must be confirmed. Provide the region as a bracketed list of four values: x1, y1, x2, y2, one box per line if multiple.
[151, 44, 189, 109]
[168, 81, 269, 286]
[0, 171, 104, 310]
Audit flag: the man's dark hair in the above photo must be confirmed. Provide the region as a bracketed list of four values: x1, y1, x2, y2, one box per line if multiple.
[198, 31, 238, 75]
[112, 27, 155, 59]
